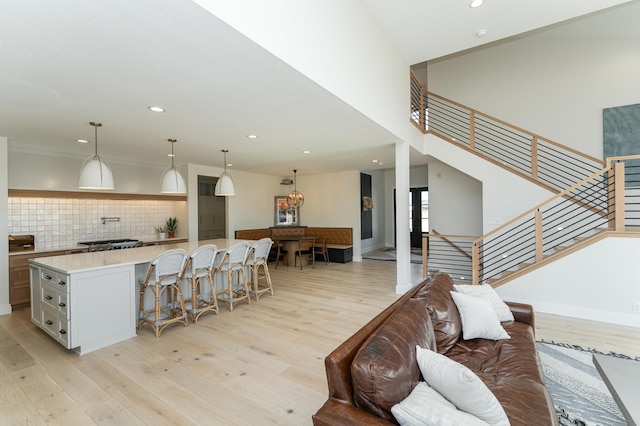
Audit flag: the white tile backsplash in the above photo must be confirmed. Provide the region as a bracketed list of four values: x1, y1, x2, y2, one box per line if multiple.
[8, 197, 179, 250]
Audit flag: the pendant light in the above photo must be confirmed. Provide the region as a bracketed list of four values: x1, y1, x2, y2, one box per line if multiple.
[78, 121, 114, 190]
[160, 138, 187, 194]
[287, 169, 304, 208]
[214, 149, 235, 196]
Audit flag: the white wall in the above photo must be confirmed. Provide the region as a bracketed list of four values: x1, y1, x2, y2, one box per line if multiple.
[186, 164, 364, 258]
[497, 237, 640, 328]
[428, 161, 482, 237]
[193, 0, 415, 146]
[427, 3, 640, 160]
[0, 137, 9, 315]
[9, 149, 173, 194]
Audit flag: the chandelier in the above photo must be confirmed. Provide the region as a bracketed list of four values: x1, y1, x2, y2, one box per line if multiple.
[287, 169, 304, 209]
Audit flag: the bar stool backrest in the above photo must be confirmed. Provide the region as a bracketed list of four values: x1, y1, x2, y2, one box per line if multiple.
[148, 248, 188, 286]
[247, 238, 273, 266]
[219, 241, 250, 272]
[187, 244, 218, 279]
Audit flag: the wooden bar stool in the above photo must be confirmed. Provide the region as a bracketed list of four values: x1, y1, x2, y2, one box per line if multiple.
[138, 249, 189, 337]
[246, 238, 274, 301]
[183, 244, 219, 323]
[215, 241, 251, 311]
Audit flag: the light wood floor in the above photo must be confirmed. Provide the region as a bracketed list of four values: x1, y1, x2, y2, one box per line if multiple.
[1, 259, 639, 425]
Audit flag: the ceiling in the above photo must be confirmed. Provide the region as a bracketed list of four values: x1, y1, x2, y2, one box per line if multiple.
[0, 0, 634, 178]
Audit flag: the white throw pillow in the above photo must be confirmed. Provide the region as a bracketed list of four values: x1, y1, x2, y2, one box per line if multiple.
[391, 382, 490, 426]
[450, 291, 510, 340]
[454, 284, 515, 322]
[416, 346, 510, 426]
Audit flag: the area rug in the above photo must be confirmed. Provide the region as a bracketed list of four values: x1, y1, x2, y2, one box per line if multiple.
[361, 247, 422, 263]
[537, 341, 638, 426]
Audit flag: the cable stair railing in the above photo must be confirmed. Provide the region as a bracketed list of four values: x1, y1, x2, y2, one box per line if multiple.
[422, 155, 640, 286]
[410, 70, 605, 193]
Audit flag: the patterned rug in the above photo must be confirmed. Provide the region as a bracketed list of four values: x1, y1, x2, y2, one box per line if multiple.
[537, 341, 639, 426]
[361, 247, 423, 264]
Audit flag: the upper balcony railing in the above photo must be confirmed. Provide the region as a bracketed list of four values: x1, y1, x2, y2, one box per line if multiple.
[423, 156, 640, 285]
[410, 71, 605, 192]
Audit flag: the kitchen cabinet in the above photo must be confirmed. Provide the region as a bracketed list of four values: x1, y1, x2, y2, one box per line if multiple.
[31, 266, 70, 347]
[30, 262, 137, 354]
[9, 250, 68, 310]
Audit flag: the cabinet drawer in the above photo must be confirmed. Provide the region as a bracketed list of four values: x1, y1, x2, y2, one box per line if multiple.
[40, 269, 68, 293]
[57, 290, 69, 318]
[58, 318, 70, 347]
[41, 282, 58, 311]
[41, 307, 58, 338]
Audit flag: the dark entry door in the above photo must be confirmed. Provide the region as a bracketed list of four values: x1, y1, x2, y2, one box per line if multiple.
[410, 187, 428, 248]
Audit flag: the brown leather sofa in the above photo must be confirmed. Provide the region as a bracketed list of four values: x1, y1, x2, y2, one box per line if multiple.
[312, 273, 558, 425]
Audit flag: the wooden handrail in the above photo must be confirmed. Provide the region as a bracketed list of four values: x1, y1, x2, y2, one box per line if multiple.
[425, 91, 605, 166]
[429, 230, 476, 260]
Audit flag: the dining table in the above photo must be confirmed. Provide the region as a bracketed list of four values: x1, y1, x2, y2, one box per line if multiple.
[271, 236, 316, 267]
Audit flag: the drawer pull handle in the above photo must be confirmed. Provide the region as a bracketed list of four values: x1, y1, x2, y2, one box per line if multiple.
[58, 302, 65, 307]
[45, 320, 53, 325]
[59, 330, 67, 335]
[58, 281, 66, 286]
[45, 295, 53, 300]
[44, 275, 52, 280]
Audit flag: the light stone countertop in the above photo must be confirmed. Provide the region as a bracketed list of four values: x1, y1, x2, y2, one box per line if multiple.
[9, 237, 187, 256]
[28, 238, 253, 274]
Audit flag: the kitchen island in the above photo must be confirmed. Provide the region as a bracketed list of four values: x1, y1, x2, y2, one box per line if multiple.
[29, 239, 249, 355]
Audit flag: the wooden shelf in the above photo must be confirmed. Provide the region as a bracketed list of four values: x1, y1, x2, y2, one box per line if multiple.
[8, 189, 186, 201]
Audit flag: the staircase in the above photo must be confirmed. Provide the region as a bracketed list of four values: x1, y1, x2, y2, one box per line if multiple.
[411, 71, 640, 286]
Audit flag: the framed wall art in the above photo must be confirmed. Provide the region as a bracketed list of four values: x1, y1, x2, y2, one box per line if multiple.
[274, 196, 300, 226]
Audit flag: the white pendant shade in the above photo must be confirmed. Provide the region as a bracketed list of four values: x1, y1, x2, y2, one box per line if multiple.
[160, 166, 187, 193]
[78, 121, 114, 190]
[214, 172, 235, 196]
[159, 138, 186, 194]
[214, 149, 235, 196]
[78, 156, 114, 190]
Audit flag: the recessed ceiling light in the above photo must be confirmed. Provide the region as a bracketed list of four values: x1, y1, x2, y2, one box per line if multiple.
[372, 159, 378, 163]
[303, 150, 310, 154]
[469, 0, 484, 8]
[76, 139, 89, 143]
[247, 134, 258, 139]
[148, 106, 165, 113]
[227, 163, 232, 167]
[476, 29, 488, 37]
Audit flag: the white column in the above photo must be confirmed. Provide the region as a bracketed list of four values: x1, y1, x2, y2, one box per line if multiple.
[395, 140, 412, 294]
[0, 137, 10, 315]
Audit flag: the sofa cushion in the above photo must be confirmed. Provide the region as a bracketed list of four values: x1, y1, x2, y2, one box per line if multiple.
[446, 321, 545, 384]
[450, 291, 510, 340]
[351, 298, 437, 422]
[413, 273, 462, 354]
[391, 382, 490, 426]
[454, 284, 515, 322]
[416, 346, 509, 426]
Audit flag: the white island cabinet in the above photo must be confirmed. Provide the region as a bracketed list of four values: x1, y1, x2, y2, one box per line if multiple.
[30, 262, 136, 354]
[29, 239, 249, 355]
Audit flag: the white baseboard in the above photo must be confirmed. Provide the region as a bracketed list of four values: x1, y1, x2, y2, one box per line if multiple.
[507, 297, 640, 329]
[0, 303, 12, 316]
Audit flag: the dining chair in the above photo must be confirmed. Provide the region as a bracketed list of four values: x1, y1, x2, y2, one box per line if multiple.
[138, 248, 189, 337]
[314, 237, 329, 265]
[214, 241, 251, 311]
[182, 244, 219, 322]
[268, 239, 288, 269]
[246, 238, 274, 301]
[295, 237, 316, 269]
